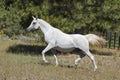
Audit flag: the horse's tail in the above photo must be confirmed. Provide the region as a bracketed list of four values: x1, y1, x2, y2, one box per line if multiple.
[85, 34, 106, 47]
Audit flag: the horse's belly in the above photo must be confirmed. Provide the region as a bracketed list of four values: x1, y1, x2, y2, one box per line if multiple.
[56, 38, 75, 48]
[54, 47, 75, 52]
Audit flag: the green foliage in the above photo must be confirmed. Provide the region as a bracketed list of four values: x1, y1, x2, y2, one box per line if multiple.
[0, 0, 120, 38]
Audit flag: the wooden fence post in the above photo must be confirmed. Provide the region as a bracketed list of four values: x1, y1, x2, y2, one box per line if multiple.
[118, 32, 120, 49]
[108, 31, 112, 48]
[105, 31, 108, 48]
[113, 32, 116, 48]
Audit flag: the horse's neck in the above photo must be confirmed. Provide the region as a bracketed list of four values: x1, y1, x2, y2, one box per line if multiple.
[38, 19, 67, 36]
[38, 19, 54, 34]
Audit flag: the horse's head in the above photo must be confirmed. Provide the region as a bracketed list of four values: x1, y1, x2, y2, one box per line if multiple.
[27, 16, 40, 32]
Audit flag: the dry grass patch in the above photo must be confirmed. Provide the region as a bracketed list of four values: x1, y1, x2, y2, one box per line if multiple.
[91, 47, 120, 56]
[0, 40, 120, 80]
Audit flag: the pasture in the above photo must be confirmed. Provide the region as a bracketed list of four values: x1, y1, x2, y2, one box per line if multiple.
[0, 40, 120, 80]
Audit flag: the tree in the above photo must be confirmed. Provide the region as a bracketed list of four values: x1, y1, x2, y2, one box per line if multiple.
[0, 0, 120, 38]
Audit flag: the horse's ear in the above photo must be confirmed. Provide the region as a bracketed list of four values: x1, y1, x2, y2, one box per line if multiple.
[35, 16, 38, 20]
[32, 16, 35, 19]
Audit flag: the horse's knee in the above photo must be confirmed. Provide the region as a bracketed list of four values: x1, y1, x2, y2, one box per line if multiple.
[42, 50, 46, 55]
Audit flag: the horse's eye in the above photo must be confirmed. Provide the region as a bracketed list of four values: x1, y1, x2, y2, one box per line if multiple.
[33, 22, 36, 24]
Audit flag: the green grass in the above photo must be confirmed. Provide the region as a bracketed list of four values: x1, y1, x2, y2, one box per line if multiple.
[0, 40, 120, 80]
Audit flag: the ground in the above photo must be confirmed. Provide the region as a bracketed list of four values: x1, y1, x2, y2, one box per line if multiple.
[0, 40, 120, 80]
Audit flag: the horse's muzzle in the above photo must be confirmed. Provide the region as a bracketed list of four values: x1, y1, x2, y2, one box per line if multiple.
[26, 28, 31, 32]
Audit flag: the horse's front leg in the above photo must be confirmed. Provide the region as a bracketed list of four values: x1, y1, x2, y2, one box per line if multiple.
[42, 43, 55, 63]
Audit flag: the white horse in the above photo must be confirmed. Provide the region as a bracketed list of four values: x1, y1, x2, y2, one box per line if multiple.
[27, 16, 106, 71]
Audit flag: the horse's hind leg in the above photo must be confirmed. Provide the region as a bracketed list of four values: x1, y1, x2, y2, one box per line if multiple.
[75, 52, 86, 67]
[85, 50, 97, 71]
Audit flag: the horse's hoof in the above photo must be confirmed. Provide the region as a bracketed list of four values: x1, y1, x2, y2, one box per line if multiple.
[94, 66, 97, 72]
[44, 60, 49, 64]
[55, 64, 59, 67]
[74, 64, 78, 69]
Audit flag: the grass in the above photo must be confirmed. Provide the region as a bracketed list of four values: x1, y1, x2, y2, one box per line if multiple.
[0, 40, 120, 80]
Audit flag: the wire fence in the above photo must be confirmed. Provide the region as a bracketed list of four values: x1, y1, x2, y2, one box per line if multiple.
[104, 31, 120, 49]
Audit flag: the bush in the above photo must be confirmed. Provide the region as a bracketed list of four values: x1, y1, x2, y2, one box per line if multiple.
[0, 0, 120, 38]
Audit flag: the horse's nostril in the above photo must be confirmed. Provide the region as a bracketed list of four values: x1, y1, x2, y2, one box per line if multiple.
[26, 28, 30, 32]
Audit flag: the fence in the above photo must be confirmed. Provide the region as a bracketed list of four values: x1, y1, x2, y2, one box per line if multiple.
[104, 31, 120, 49]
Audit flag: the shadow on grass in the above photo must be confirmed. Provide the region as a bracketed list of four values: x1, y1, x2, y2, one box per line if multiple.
[7, 44, 52, 56]
[7, 44, 117, 56]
